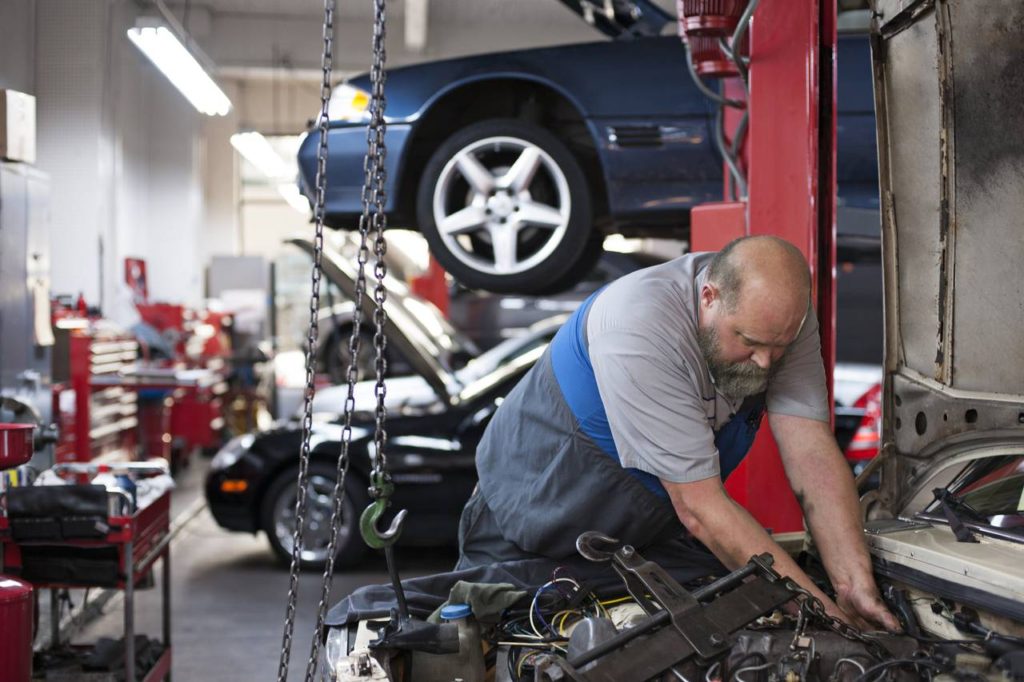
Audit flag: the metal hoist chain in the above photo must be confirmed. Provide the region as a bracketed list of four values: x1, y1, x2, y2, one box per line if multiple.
[306, 0, 392, 678]
[276, 0, 335, 679]
[783, 580, 892, 662]
[276, 0, 393, 679]
[368, 0, 392, 501]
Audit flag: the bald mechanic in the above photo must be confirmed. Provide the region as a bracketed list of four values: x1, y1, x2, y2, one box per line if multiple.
[456, 236, 899, 632]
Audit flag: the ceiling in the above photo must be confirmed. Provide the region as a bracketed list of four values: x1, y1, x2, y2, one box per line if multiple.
[165, 0, 656, 76]
[167, 0, 604, 23]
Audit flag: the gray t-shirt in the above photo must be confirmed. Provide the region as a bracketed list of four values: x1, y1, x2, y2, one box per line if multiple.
[586, 252, 829, 483]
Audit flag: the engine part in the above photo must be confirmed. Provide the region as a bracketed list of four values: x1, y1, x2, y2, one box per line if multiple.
[566, 618, 618, 672]
[533, 534, 795, 681]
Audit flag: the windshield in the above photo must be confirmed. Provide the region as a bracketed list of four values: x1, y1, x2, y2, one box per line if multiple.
[924, 455, 1024, 536]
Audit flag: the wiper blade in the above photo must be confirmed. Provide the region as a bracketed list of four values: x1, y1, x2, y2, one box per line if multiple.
[933, 488, 980, 543]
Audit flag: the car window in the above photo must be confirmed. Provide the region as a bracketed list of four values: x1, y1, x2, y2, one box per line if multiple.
[455, 331, 551, 386]
[954, 456, 1024, 519]
[457, 344, 547, 405]
[926, 455, 1024, 534]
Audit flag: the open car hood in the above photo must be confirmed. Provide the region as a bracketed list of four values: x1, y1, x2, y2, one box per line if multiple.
[553, 0, 672, 38]
[288, 238, 462, 401]
[866, 0, 1024, 517]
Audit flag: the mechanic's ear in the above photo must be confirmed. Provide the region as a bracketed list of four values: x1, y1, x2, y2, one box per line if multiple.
[700, 282, 719, 312]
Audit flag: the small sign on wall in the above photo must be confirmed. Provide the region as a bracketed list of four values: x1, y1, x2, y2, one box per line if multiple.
[125, 257, 149, 304]
[0, 90, 36, 164]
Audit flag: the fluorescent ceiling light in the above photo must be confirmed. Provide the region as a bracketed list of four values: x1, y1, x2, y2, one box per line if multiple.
[127, 25, 232, 116]
[277, 183, 311, 214]
[231, 132, 292, 179]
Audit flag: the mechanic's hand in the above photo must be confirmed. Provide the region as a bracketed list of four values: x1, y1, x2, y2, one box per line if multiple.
[835, 581, 902, 633]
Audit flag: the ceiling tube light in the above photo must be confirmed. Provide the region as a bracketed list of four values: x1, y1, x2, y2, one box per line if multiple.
[127, 24, 232, 116]
[230, 132, 292, 179]
[277, 183, 312, 214]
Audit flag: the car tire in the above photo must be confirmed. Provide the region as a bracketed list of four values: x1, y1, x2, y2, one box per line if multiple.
[319, 327, 379, 385]
[417, 119, 595, 294]
[261, 462, 367, 570]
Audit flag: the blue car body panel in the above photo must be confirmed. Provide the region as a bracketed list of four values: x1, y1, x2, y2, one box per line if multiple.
[297, 32, 879, 229]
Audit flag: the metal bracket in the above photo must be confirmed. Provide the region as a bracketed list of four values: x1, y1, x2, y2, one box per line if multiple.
[548, 533, 798, 681]
[610, 544, 732, 660]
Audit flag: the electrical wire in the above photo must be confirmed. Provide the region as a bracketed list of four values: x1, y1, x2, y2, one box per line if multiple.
[834, 657, 867, 675]
[530, 579, 581, 640]
[684, 42, 746, 109]
[715, 107, 748, 199]
[728, 0, 760, 83]
[850, 658, 946, 682]
[723, 652, 768, 682]
[733, 661, 774, 682]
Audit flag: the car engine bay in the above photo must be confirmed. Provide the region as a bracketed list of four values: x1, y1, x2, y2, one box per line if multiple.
[325, 529, 1024, 682]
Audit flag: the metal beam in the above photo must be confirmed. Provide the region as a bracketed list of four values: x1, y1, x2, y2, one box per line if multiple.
[405, 0, 429, 52]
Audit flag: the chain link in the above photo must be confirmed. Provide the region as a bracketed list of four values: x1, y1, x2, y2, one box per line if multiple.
[276, 0, 335, 679]
[302, 0, 391, 679]
[368, 0, 391, 489]
[783, 580, 891, 661]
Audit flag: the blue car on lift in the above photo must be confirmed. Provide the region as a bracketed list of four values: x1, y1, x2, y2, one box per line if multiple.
[297, 1, 878, 294]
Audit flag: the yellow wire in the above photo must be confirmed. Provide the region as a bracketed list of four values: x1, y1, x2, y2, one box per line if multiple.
[554, 610, 575, 635]
[517, 650, 544, 678]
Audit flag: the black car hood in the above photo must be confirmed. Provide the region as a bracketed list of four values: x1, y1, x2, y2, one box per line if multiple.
[554, 0, 672, 39]
[868, 0, 1024, 516]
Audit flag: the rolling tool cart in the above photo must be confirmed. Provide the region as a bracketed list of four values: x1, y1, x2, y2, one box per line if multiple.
[0, 423, 37, 682]
[0, 461, 172, 681]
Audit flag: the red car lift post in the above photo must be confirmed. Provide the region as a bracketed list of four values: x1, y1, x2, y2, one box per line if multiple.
[691, 0, 838, 533]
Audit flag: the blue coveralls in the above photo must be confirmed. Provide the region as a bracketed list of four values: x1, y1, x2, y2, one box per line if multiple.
[456, 294, 766, 570]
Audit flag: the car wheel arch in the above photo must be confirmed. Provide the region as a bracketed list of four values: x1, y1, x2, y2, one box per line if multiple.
[395, 76, 610, 225]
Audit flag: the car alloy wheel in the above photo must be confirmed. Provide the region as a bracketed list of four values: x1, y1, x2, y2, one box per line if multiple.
[418, 119, 594, 294]
[262, 463, 365, 569]
[433, 135, 570, 277]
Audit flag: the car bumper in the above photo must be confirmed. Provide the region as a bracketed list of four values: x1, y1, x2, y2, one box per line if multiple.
[296, 122, 413, 220]
[204, 469, 258, 533]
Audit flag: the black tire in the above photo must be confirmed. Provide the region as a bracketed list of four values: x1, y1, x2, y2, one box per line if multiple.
[319, 327, 379, 385]
[534, 236, 606, 295]
[416, 118, 595, 294]
[260, 462, 367, 570]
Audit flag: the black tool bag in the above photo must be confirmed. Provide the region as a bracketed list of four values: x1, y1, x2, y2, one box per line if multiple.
[16, 544, 121, 587]
[6, 485, 111, 541]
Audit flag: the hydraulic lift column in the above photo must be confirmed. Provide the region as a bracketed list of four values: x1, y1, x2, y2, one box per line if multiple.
[691, 0, 837, 533]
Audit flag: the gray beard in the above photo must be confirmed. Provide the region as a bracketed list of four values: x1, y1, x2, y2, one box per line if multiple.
[697, 325, 772, 399]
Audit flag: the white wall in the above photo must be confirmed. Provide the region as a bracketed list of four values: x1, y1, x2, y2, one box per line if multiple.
[32, 0, 207, 320]
[3, 0, 635, 316]
[0, 0, 36, 94]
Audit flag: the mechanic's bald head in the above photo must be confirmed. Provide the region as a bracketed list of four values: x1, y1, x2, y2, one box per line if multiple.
[697, 236, 812, 397]
[709, 235, 811, 317]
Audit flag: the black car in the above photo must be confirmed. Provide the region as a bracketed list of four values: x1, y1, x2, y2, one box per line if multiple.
[207, 310, 562, 569]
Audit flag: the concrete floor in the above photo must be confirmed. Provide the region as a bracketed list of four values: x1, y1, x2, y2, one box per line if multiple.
[68, 456, 458, 681]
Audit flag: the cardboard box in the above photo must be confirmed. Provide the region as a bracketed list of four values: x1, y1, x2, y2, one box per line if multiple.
[0, 90, 37, 163]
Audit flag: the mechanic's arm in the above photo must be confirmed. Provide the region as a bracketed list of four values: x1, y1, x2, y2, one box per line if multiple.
[770, 412, 900, 632]
[662, 475, 845, 621]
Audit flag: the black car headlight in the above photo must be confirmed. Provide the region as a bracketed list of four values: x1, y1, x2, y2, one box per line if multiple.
[210, 433, 255, 471]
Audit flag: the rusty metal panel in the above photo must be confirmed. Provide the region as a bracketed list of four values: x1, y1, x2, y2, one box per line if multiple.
[875, 1, 945, 381]
[947, 0, 1024, 395]
[868, 0, 1024, 515]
